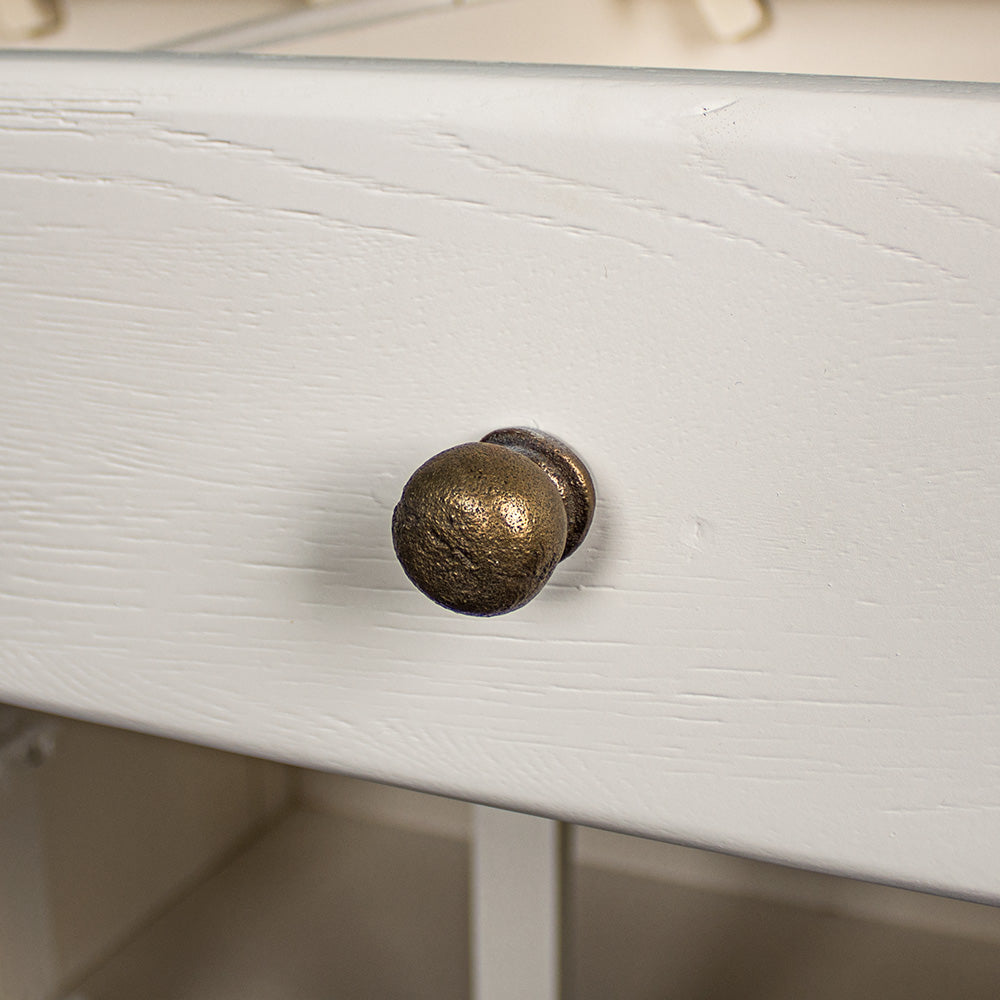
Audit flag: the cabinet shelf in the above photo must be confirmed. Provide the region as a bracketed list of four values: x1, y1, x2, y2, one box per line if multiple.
[67, 807, 1000, 1000]
[70, 809, 468, 1000]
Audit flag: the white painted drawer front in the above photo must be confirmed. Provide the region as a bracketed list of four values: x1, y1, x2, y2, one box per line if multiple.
[2, 54, 998, 903]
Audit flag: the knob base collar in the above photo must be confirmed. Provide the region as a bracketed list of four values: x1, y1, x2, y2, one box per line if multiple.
[480, 427, 595, 562]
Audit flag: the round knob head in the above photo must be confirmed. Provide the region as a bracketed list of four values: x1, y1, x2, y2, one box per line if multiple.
[392, 442, 569, 616]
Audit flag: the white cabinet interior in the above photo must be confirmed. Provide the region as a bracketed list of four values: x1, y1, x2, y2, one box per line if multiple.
[3, 714, 1000, 1000]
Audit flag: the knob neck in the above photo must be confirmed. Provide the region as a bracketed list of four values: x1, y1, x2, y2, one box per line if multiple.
[480, 428, 595, 561]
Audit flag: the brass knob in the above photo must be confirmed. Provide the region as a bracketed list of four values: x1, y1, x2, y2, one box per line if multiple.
[392, 428, 596, 616]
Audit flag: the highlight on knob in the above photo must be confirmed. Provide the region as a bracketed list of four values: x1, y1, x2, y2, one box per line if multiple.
[391, 428, 595, 616]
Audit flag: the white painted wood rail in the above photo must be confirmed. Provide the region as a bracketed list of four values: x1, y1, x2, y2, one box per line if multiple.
[472, 807, 569, 1000]
[1, 53, 999, 904]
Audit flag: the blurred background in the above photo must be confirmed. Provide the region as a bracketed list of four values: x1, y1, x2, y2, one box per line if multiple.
[4, 0, 1000, 82]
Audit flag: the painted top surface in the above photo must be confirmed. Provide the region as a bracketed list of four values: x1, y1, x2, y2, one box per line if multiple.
[1, 54, 998, 901]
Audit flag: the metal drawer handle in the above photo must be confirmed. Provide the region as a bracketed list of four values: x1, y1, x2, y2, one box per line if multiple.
[392, 428, 595, 616]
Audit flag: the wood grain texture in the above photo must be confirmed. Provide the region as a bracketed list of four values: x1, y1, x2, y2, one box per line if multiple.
[1, 53, 998, 901]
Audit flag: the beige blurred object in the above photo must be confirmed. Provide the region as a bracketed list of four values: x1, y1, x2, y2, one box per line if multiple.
[695, 0, 766, 39]
[0, 0, 58, 39]
[281, 0, 769, 43]
[158, 0, 491, 53]
[10, 0, 1000, 84]
[160, 0, 769, 53]
[259, 0, 1000, 83]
